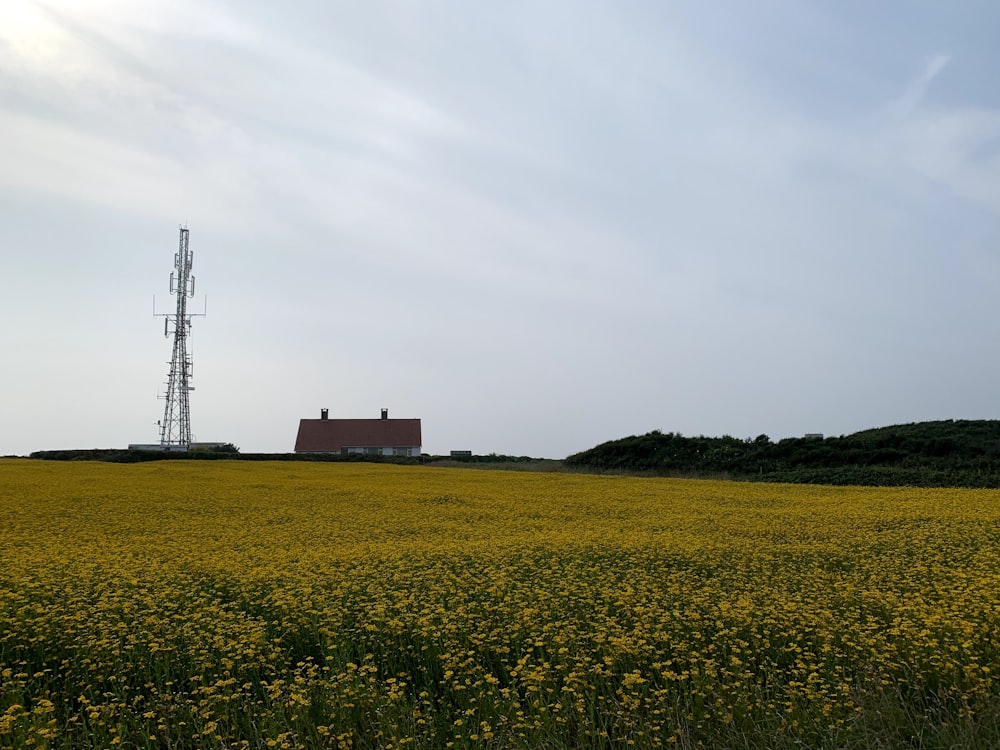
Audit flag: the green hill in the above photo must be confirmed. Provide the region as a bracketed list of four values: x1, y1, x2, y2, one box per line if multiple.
[565, 420, 1000, 487]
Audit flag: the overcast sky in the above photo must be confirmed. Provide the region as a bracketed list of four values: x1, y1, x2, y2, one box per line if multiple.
[2, 1, 999, 457]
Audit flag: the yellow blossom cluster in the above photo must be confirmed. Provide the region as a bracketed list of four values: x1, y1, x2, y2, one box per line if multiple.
[1, 459, 998, 748]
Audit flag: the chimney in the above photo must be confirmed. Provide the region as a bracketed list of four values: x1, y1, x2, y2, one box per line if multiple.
[381, 408, 388, 420]
[320, 408, 328, 420]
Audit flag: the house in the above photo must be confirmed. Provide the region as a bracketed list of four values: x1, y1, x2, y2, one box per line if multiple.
[294, 408, 422, 456]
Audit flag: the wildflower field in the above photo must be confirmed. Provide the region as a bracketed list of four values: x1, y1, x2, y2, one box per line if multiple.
[1, 460, 999, 749]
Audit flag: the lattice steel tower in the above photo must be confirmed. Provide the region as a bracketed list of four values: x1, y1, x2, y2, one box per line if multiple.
[156, 227, 203, 449]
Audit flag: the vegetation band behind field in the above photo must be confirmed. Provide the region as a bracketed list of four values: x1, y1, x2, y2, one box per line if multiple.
[1, 460, 999, 748]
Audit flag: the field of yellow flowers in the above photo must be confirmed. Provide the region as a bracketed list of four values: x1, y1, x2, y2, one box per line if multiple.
[1, 459, 999, 749]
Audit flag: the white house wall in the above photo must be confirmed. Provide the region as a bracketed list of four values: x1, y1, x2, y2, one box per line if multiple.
[342, 446, 421, 456]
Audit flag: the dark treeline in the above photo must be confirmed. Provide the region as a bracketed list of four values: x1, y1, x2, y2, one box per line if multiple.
[27, 448, 424, 464]
[28, 420, 1000, 488]
[565, 420, 1000, 487]
[25, 449, 538, 466]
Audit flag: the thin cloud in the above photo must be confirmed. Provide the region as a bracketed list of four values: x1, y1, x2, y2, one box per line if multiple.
[3, 3, 1000, 456]
[886, 52, 952, 120]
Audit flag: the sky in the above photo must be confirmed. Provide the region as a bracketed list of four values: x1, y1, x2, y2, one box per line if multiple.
[2, 1, 1000, 458]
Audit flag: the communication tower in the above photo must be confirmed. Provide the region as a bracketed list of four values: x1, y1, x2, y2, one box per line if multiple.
[155, 227, 205, 449]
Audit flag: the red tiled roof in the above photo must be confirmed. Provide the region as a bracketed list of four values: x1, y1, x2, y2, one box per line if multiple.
[294, 419, 422, 452]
